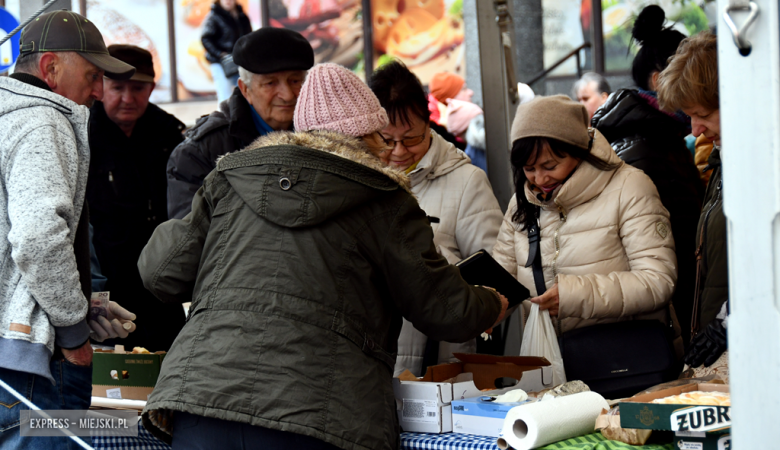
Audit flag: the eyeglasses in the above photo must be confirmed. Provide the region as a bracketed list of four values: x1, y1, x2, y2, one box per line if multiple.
[378, 130, 429, 149]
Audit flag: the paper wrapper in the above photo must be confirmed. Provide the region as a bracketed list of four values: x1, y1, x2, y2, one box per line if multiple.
[595, 408, 652, 445]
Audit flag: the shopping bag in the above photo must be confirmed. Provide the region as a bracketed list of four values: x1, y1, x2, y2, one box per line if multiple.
[520, 302, 567, 386]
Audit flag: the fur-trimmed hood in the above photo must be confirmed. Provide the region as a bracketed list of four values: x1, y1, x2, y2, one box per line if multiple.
[215, 130, 412, 228]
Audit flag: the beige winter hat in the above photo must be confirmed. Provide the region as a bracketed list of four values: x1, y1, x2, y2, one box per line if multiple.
[510, 95, 591, 149]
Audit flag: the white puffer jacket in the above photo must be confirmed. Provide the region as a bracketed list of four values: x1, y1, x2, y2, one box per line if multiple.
[394, 131, 503, 377]
[493, 131, 678, 335]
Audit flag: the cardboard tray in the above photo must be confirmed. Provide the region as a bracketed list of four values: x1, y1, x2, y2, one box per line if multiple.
[92, 348, 166, 401]
[420, 353, 553, 391]
[620, 383, 730, 434]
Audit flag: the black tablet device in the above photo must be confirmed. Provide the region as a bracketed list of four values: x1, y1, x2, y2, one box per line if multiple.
[455, 249, 529, 309]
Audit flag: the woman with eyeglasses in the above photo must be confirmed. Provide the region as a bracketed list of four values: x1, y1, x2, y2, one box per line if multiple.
[369, 62, 504, 377]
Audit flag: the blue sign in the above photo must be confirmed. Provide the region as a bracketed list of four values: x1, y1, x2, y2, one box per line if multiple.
[0, 7, 21, 73]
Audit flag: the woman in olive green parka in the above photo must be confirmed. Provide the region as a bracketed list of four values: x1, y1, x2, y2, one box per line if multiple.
[137, 64, 504, 450]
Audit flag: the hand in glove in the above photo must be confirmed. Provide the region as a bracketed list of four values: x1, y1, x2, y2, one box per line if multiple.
[684, 319, 727, 368]
[89, 301, 137, 342]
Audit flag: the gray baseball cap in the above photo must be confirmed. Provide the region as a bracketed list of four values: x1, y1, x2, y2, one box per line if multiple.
[20, 10, 135, 80]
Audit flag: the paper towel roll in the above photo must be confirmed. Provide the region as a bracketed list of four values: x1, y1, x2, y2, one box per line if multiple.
[496, 391, 608, 450]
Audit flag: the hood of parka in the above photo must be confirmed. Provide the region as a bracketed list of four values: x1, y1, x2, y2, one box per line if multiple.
[591, 89, 689, 142]
[216, 130, 412, 228]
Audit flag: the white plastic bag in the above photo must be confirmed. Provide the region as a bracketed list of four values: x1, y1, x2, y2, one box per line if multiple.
[519, 303, 567, 386]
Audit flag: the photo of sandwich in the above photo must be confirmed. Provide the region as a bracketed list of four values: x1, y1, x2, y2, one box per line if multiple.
[371, 0, 464, 84]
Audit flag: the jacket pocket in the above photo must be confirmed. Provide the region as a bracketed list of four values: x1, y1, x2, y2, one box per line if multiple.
[330, 310, 396, 371]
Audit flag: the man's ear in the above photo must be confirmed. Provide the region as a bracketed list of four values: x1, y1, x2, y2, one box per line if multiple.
[237, 78, 249, 99]
[38, 52, 59, 90]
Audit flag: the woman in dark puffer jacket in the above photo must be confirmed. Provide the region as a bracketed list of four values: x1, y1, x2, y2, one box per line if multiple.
[201, 0, 252, 102]
[591, 5, 704, 350]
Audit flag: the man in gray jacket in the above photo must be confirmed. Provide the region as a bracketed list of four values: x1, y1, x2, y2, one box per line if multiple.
[0, 11, 135, 448]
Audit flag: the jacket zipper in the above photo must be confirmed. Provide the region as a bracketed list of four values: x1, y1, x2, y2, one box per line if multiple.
[552, 203, 567, 335]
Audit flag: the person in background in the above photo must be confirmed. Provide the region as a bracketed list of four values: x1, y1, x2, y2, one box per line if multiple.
[369, 61, 504, 377]
[167, 28, 314, 219]
[88, 45, 186, 350]
[493, 95, 680, 355]
[427, 71, 470, 149]
[201, 0, 252, 103]
[0, 11, 136, 448]
[446, 98, 487, 171]
[591, 5, 703, 349]
[138, 62, 507, 450]
[657, 31, 728, 376]
[573, 72, 611, 119]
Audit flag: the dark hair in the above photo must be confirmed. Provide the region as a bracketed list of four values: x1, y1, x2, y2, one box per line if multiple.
[369, 60, 430, 127]
[510, 137, 619, 231]
[631, 5, 685, 91]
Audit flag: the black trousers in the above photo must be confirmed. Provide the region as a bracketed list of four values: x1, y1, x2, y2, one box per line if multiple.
[171, 412, 341, 450]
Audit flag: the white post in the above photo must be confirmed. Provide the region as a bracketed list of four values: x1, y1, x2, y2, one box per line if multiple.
[717, 0, 780, 446]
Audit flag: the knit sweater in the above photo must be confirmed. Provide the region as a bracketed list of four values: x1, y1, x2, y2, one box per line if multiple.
[0, 75, 91, 382]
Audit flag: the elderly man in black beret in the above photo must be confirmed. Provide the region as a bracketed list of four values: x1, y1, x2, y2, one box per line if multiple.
[166, 28, 315, 219]
[87, 44, 187, 351]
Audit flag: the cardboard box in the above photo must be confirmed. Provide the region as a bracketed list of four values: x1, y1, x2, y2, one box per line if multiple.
[92, 347, 166, 401]
[393, 353, 552, 433]
[675, 432, 731, 450]
[620, 383, 730, 434]
[451, 396, 535, 437]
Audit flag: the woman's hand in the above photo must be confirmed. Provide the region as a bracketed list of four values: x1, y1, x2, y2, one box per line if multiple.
[530, 283, 559, 316]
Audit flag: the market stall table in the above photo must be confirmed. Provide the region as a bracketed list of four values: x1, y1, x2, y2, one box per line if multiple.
[90, 427, 675, 450]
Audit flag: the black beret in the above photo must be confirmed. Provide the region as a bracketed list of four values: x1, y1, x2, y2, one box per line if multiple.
[233, 28, 314, 75]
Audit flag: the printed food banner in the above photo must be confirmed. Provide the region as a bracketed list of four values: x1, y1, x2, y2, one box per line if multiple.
[175, 0, 260, 99]
[86, 0, 173, 103]
[371, 0, 464, 85]
[269, 0, 364, 77]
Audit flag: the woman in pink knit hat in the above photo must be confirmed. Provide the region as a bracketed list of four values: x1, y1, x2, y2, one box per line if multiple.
[137, 62, 508, 450]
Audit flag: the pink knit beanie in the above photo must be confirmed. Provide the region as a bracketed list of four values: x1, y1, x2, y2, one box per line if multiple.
[294, 63, 389, 137]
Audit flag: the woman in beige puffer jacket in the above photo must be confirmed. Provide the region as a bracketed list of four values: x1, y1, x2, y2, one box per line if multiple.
[493, 95, 678, 336]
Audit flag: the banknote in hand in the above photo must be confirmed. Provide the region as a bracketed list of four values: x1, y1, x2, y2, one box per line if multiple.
[90, 291, 111, 322]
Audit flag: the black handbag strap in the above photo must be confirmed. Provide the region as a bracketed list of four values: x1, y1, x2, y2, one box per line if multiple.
[524, 206, 546, 296]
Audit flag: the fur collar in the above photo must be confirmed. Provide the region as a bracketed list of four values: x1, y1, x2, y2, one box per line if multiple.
[232, 130, 412, 193]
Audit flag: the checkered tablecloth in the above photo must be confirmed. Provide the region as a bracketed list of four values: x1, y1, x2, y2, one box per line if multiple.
[92, 422, 170, 450]
[400, 432, 675, 450]
[401, 432, 500, 450]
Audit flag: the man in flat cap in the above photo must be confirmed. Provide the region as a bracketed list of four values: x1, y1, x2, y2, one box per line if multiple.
[167, 27, 315, 219]
[87, 44, 187, 352]
[0, 10, 136, 448]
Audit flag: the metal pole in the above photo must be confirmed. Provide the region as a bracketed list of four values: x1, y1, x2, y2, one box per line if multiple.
[511, 0, 544, 94]
[259, 0, 270, 28]
[167, 0, 178, 103]
[590, 0, 604, 73]
[0, 0, 59, 47]
[717, 0, 780, 447]
[361, 0, 373, 84]
[476, 0, 514, 211]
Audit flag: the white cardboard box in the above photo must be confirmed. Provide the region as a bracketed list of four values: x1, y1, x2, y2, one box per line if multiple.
[393, 354, 553, 433]
[451, 396, 535, 437]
